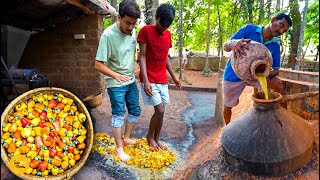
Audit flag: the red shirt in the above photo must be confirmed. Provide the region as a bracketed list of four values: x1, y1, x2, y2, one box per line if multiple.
[137, 25, 172, 84]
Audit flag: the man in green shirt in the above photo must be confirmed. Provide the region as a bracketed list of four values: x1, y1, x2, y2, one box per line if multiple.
[95, 0, 141, 162]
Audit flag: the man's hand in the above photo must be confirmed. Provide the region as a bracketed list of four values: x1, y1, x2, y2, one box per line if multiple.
[143, 81, 153, 96]
[114, 74, 132, 84]
[173, 77, 182, 90]
[268, 69, 279, 79]
[225, 39, 251, 59]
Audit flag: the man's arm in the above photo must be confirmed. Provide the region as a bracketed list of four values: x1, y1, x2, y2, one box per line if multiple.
[138, 42, 152, 96]
[95, 60, 132, 83]
[166, 57, 181, 90]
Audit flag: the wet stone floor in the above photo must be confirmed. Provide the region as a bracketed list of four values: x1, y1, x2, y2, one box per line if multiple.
[74, 89, 218, 180]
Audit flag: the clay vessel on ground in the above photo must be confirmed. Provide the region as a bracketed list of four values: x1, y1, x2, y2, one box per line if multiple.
[221, 92, 314, 177]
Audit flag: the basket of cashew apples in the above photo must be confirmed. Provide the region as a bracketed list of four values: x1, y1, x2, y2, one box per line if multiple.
[1, 87, 93, 180]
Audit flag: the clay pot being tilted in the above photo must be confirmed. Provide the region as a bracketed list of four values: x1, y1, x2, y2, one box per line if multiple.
[221, 91, 318, 177]
[231, 40, 273, 82]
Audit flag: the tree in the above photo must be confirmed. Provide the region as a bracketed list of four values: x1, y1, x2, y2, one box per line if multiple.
[288, 0, 302, 69]
[258, 0, 265, 24]
[304, 0, 319, 61]
[214, 7, 225, 126]
[276, 0, 281, 11]
[297, 0, 308, 70]
[203, 0, 211, 76]
[144, 0, 159, 25]
[246, 0, 254, 24]
[266, 0, 272, 19]
[178, 0, 184, 80]
[110, 0, 118, 23]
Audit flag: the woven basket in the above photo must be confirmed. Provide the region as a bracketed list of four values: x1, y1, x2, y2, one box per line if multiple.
[82, 92, 103, 108]
[1, 87, 94, 180]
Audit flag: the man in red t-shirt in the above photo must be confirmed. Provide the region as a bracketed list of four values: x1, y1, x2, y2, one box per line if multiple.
[137, 3, 181, 150]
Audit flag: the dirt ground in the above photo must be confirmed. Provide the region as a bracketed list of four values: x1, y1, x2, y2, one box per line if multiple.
[175, 70, 218, 88]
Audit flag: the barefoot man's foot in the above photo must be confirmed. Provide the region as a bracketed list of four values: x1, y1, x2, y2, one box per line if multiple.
[115, 148, 131, 162]
[147, 137, 160, 150]
[123, 138, 137, 146]
[156, 141, 167, 150]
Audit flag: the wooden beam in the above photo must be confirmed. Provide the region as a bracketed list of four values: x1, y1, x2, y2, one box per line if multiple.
[65, 0, 93, 14]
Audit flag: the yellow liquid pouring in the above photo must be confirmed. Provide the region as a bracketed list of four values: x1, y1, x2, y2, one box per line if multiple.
[256, 73, 269, 100]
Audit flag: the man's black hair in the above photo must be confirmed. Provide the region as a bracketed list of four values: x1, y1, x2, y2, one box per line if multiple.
[156, 4, 175, 28]
[119, 0, 141, 18]
[275, 13, 292, 27]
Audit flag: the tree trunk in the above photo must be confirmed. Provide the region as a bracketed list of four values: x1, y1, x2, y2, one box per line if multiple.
[297, 0, 308, 70]
[110, 0, 118, 23]
[266, 0, 271, 19]
[230, 2, 239, 34]
[246, 0, 254, 24]
[315, 45, 319, 61]
[303, 39, 310, 60]
[301, 39, 311, 71]
[144, 0, 159, 25]
[178, 0, 183, 80]
[218, 10, 223, 60]
[288, 0, 301, 69]
[276, 0, 281, 11]
[281, 44, 286, 67]
[204, 0, 211, 73]
[214, 9, 224, 126]
[258, 0, 264, 24]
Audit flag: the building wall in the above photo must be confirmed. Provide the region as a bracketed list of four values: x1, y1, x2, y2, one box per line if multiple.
[19, 15, 104, 98]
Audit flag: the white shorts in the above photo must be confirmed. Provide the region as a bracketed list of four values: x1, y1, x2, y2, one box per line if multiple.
[183, 58, 188, 64]
[140, 83, 169, 106]
[223, 80, 261, 107]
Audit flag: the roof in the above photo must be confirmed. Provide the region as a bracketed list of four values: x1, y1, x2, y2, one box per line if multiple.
[0, 0, 110, 33]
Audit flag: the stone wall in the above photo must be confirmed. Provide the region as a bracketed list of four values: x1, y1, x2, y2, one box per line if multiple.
[301, 61, 319, 72]
[170, 54, 228, 71]
[19, 15, 104, 98]
[281, 56, 319, 72]
[279, 69, 319, 120]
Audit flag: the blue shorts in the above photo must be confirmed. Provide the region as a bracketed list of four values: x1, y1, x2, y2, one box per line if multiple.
[107, 82, 141, 128]
[140, 83, 169, 106]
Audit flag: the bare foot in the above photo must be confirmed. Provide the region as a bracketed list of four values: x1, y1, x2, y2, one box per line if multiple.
[123, 138, 137, 146]
[156, 141, 167, 151]
[147, 137, 160, 151]
[115, 148, 131, 162]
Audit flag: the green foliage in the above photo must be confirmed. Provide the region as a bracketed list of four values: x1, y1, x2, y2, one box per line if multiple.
[202, 67, 212, 77]
[167, 0, 310, 55]
[173, 66, 181, 73]
[305, 0, 319, 46]
[139, 0, 317, 68]
[102, 18, 113, 30]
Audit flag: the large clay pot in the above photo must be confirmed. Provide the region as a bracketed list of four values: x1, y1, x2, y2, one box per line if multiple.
[231, 40, 273, 82]
[221, 92, 314, 177]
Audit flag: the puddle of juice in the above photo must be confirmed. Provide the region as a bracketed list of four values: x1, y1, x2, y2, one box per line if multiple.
[256, 73, 268, 100]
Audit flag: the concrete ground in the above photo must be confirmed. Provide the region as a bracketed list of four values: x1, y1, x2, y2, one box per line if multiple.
[1, 84, 221, 180]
